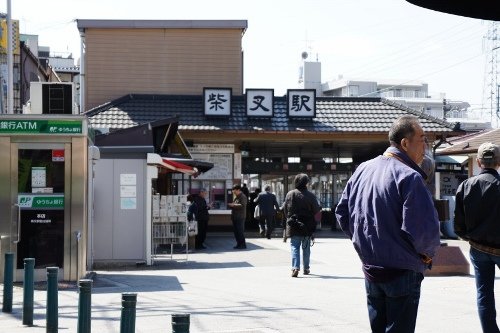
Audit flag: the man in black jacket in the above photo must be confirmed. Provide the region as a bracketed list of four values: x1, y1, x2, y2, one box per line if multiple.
[454, 142, 500, 333]
[193, 188, 210, 250]
[228, 184, 247, 249]
[254, 185, 280, 239]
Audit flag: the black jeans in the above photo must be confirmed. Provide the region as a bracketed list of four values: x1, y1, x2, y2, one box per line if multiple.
[365, 270, 424, 333]
[232, 217, 246, 247]
[195, 219, 208, 247]
[259, 213, 275, 238]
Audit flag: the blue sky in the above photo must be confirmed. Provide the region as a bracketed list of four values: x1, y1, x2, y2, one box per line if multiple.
[2, 0, 495, 121]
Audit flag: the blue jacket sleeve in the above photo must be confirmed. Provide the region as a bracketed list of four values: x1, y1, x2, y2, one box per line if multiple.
[400, 174, 440, 258]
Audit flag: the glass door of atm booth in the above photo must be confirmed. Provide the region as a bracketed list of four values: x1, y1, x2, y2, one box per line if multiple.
[13, 143, 67, 276]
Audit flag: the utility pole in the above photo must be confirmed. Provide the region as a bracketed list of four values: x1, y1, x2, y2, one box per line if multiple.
[6, 0, 13, 114]
[482, 22, 499, 127]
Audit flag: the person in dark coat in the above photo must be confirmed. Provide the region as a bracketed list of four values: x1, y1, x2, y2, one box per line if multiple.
[187, 190, 211, 250]
[454, 142, 500, 333]
[228, 184, 247, 249]
[193, 188, 210, 249]
[282, 173, 321, 277]
[254, 185, 280, 239]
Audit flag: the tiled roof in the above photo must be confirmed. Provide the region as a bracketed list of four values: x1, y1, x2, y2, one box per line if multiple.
[86, 94, 459, 134]
[436, 128, 500, 155]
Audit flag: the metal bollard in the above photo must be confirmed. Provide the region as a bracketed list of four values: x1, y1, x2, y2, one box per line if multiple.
[77, 279, 92, 333]
[46, 267, 59, 333]
[23, 258, 35, 326]
[120, 293, 137, 333]
[2, 252, 14, 313]
[171, 313, 190, 333]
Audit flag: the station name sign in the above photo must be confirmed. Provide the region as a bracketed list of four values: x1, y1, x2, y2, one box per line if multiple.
[203, 88, 316, 118]
[0, 119, 83, 134]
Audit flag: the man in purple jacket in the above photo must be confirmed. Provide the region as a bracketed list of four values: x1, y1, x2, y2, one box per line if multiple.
[335, 115, 440, 333]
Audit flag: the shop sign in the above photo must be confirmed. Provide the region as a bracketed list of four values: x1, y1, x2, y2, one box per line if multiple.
[0, 119, 82, 134]
[204, 88, 232, 116]
[246, 89, 274, 117]
[18, 194, 64, 209]
[287, 89, 316, 118]
[189, 144, 234, 154]
[439, 173, 461, 197]
[52, 149, 65, 162]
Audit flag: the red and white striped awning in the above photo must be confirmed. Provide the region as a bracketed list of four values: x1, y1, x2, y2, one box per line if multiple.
[147, 153, 198, 176]
[161, 158, 198, 175]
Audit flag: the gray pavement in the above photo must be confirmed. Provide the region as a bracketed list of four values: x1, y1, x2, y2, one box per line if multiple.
[1, 229, 498, 332]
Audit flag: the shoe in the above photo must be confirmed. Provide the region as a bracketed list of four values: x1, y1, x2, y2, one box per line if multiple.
[233, 245, 246, 249]
[266, 235, 271, 239]
[195, 245, 206, 250]
[259, 230, 265, 237]
[291, 269, 299, 278]
[303, 269, 310, 275]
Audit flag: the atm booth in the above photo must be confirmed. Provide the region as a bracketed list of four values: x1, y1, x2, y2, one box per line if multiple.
[0, 114, 88, 282]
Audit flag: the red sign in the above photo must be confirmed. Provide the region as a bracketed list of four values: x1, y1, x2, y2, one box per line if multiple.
[52, 149, 65, 162]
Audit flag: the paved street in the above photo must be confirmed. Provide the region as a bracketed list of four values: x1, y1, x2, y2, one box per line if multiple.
[1, 230, 498, 332]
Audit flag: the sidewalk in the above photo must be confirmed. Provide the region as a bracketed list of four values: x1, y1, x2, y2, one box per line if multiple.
[0, 230, 497, 332]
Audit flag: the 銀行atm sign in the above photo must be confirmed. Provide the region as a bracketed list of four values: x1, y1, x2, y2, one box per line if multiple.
[0, 119, 82, 134]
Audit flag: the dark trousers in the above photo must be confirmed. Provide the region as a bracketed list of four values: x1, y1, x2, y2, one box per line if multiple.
[195, 219, 208, 247]
[232, 217, 246, 246]
[259, 213, 275, 238]
[470, 247, 500, 333]
[365, 270, 424, 333]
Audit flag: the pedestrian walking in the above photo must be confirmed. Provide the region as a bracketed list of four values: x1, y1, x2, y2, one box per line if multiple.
[282, 173, 321, 277]
[335, 115, 441, 333]
[254, 185, 280, 239]
[454, 142, 500, 333]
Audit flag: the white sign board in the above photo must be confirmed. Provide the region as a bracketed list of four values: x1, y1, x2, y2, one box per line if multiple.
[31, 167, 46, 188]
[204, 88, 232, 116]
[246, 89, 274, 117]
[191, 153, 233, 180]
[120, 173, 136, 185]
[287, 89, 316, 118]
[189, 144, 235, 154]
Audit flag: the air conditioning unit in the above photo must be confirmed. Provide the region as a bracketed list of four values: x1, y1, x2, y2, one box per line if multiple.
[28, 82, 76, 114]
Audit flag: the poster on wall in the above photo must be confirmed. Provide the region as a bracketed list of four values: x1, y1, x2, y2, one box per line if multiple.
[120, 173, 137, 209]
[439, 173, 462, 197]
[190, 153, 233, 180]
[120, 173, 136, 185]
[31, 167, 46, 188]
[120, 197, 137, 210]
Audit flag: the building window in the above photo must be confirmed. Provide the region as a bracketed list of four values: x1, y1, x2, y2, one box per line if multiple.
[288, 157, 300, 163]
[348, 85, 359, 97]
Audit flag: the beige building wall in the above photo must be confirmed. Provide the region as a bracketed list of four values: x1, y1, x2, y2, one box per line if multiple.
[83, 27, 244, 110]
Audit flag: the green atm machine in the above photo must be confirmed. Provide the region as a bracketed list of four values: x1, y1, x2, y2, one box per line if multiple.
[0, 114, 88, 282]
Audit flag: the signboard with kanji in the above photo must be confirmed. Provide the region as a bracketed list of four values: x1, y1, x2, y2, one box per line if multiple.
[18, 194, 65, 209]
[0, 119, 83, 134]
[246, 89, 274, 117]
[204, 88, 232, 117]
[287, 89, 316, 118]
